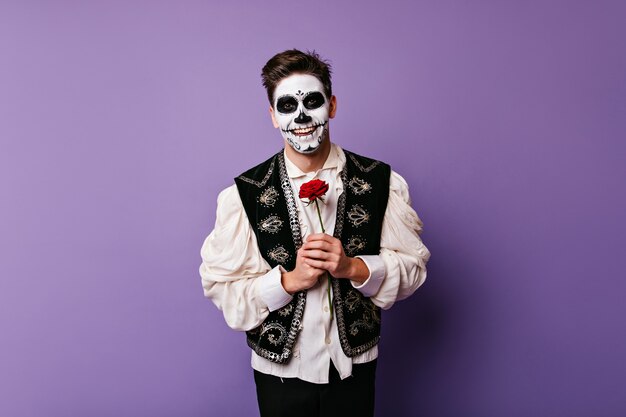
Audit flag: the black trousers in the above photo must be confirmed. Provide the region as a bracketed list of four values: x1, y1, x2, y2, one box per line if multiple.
[253, 359, 377, 417]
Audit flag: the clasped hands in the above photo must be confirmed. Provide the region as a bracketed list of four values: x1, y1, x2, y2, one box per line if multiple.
[281, 233, 369, 295]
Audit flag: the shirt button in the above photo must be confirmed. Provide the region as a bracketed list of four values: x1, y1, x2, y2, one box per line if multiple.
[324, 306, 329, 313]
[325, 337, 331, 345]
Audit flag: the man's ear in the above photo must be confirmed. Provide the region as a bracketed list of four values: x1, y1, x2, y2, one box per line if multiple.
[329, 95, 337, 119]
[269, 105, 279, 128]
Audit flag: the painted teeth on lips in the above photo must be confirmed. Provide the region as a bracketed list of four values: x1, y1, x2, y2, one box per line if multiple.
[291, 125, 318, 136]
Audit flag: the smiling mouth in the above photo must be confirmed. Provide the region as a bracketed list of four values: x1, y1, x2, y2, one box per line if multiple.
[283, 122, 326, 137]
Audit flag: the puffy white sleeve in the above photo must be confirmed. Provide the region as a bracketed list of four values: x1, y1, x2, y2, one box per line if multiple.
[199, 184, 293, 331]
[368, 170, 431, 310]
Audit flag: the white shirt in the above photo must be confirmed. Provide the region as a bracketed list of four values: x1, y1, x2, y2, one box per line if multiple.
[199, 143, 431, 384]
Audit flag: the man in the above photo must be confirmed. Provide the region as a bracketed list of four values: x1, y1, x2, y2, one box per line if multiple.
[199, 49, 430, 417]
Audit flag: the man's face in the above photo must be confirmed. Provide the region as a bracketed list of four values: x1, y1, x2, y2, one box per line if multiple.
[271, 74, 330, 154]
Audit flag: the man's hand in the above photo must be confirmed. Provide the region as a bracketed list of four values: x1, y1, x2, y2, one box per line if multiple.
[281, 246, 326, 295]
[300, 233, 370, 283]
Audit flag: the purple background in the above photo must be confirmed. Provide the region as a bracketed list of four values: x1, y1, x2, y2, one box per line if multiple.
[1, 1, 625, 416]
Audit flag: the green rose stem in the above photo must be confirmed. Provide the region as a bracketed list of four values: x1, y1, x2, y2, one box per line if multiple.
[314, 199, 333, 321]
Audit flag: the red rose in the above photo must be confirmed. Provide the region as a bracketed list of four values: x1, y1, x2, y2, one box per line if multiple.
[299, 179, 329, 202]
[299, 178, 333, 319]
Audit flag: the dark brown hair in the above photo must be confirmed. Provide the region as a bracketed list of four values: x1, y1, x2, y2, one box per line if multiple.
[261, 49, 333, 105]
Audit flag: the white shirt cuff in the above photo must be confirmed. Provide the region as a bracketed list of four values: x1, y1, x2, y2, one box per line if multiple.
[258, 265, 293, 312]
[351, 255, 385, 297]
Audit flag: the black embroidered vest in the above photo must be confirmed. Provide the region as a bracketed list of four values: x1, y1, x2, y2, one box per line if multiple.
[234, 149, 390, 364]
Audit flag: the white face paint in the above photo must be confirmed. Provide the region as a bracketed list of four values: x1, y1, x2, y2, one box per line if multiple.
[273, 74, 330, 154]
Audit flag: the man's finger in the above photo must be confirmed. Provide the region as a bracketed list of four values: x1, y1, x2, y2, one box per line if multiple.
[306, 233, 337, 244]
[302, 263, 325, 272]
[302, 240, 334, 251]
[301, 249, 332, 261]
[303, 258, 330, 270]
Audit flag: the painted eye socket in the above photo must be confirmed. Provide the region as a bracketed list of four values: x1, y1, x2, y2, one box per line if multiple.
[303, 92, 325, 110]
[276, 96, 298, 114]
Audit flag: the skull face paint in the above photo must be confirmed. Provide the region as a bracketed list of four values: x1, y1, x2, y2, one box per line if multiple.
[272, 74, 330, 154]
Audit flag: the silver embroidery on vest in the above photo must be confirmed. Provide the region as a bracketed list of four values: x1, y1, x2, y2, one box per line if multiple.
[348, 177, 372, 195]
[278, 155, 303, 250]
[345, 289, 363, 313]
[333, 163, 349, 240]
[347, 204, 370, 227]
[237, 158, 276, 187]
[349, 153, 380, 172]
[260, 322, 287, 346]
[277, 303, 294, 317]
[344, 236, 367, 256]
[349, 304, 380, 336]
[259, 215, 283, 234]
[246, 154, 307, 364]
[332, 278, 381, 355]
[258, 186, 279, 207]
[344, 290, 380, 336]
[268, 245, 290, 264]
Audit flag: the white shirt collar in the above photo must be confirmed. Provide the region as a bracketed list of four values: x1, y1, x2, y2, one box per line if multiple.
[283, 143, 345, 179]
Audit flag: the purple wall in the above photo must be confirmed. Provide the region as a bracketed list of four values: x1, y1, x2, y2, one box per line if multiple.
[1, 1, 625, 416]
